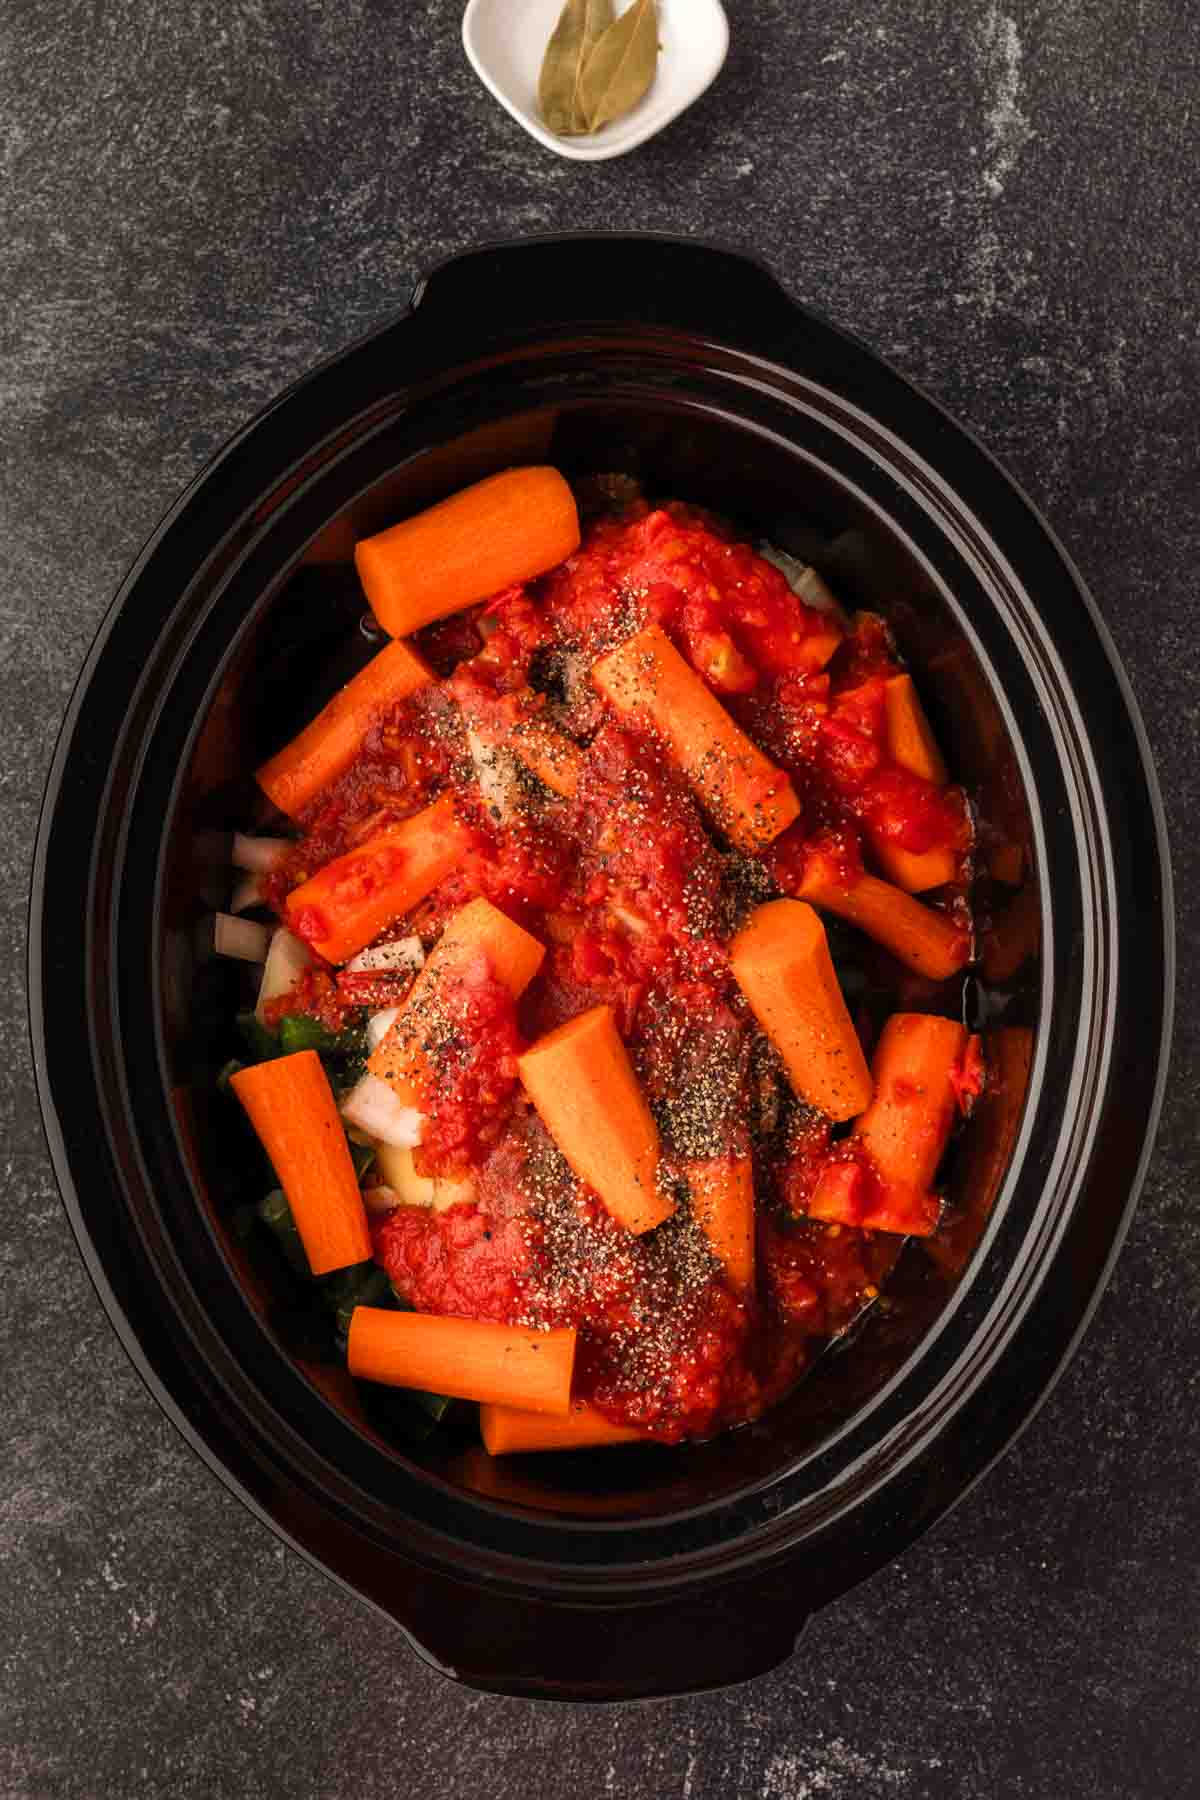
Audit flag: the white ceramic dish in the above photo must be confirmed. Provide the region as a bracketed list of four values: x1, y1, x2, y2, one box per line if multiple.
[462, 0, 729, 163]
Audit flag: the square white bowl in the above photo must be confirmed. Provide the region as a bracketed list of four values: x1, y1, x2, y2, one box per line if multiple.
[462, 0, 730, 163]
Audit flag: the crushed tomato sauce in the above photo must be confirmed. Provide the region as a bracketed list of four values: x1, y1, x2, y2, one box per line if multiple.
[403, 954, 525, 1171]
[264, 497, 979, 1444]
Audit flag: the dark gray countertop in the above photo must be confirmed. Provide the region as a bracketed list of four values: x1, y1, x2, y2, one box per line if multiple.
[4, 1, 1197, 1794]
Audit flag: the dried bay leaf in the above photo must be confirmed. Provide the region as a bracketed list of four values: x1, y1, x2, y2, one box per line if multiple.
[571, 0, 616, 131]
[538, 0, 615, 136]
[577, 0, 658, 134]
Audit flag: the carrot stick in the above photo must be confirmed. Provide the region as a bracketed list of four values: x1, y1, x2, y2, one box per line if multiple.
[855, 1187, 942, 1235]
[729, 899, 873, 1122]
[686, 1157, 756, 1291]
[284, 793, 469, 964]
[230, 1050, 370, 1276]
[884, 674, 948, 785]
[255, 640, 433, 819]
[479, 1400, 645, 1455]
[347, 1309, 576, 1415]
[518, 1004, 675, 1235]
[355, 467, 581, 638]
[592, 624, 801, 852]
[869, 837, 959, 894]
[806, 1163, 942, 1237]
[797, 863, 969, 981]
[507, 712, 583, 798]
[856, 1012, 969, 1193]
[368, 896, 546, 1107]
[803, 1012, 968, 1236]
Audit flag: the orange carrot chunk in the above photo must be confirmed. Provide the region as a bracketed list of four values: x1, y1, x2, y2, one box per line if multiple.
[858, 1011, 969, 1193]
[869, 837, 959, 895]
[507, 711, 584, 799]
[729, 899, 873, 1122]
[355, 467, 581, 638]
[797, 863, 969, 982]
[479, 1400, 646, 1455]
[804, 1012, 969, 1237]
[284, 792, 469, 965]
[807, 1162, 942, 1237]
[347, 1310, 576, 1415]
[230, 1051, 371, 1276]
[884, 674, 948, 786]
[686, 1157, 756, 1292]
[592, 624, 801, 852]
[518, 1004, 675, 1235]
[255, 639, 433, 819]
[368, 896, 546, 1108]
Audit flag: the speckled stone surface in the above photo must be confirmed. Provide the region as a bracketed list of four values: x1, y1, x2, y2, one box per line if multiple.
[3, 1, 1197, 1794]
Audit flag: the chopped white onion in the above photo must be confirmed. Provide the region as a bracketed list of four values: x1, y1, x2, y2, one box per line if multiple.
[343, 936, 425, 976]
[466, 725, 521, 825]
[213, 913, 271, 962]
[230, 873, 265, 914]
[374, 1141, 437, 1207]
[366, 1006, 401, 1053]
[370, 1140, 474, 1212]
[791, 565, 842, 615]
[361, 1183, 402, 1217]
[254, 927, 312, 1023]
[231, 833, 291, 873]
[340, 1074, 424, 1149]
[758, 544, 849, 625]
[431, 1171, 476, 1214]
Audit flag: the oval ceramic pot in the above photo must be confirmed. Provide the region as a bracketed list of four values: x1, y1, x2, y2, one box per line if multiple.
[30, 235, 1173, 1701]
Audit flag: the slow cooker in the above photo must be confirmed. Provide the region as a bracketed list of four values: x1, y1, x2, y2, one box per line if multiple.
[30, 235, 1173, 1700]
